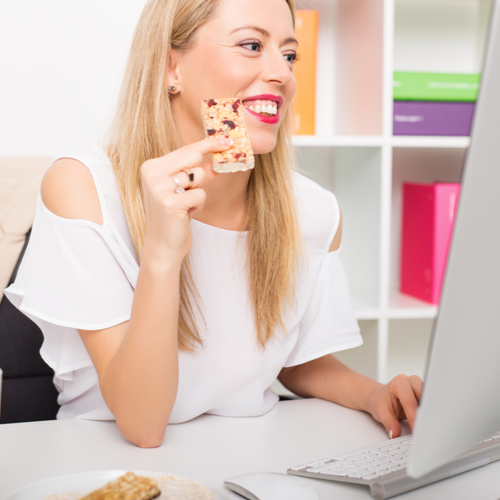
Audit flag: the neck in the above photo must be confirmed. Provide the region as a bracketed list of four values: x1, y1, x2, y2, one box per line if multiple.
[193, 167, 252, 231]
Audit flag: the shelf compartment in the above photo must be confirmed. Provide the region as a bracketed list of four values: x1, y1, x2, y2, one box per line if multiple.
[295, 0, 384, 136]
[296, 146, 383, 308]
[394, 0, 492, 74]
[387, 319, 433, 381]
[335, 320, 379, 380]
[390, 147, 466, 302]
[353, 296, 382, 320]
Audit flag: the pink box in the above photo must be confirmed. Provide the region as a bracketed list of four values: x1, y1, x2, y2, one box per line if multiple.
[400, 182, 461, 304]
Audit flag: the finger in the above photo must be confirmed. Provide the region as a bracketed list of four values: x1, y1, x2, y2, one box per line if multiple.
[172, 166, 205, 191]
[143, 138, 232, 181]
[378, 407, 402, 439]
[141, 149, 205, 186]
[167, 149, 205, 176]
[177, 187, 206, 215]
[409, 375, 424, 402]
[181, 136, 234, 157]
[390, 420, 402, 439]
[391, 376, 420, 431]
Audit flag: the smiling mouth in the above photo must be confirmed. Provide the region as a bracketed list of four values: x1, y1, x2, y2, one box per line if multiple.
[243, 100, 278, 117]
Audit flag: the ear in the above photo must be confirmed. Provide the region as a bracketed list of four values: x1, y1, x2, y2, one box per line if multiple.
[166, 48, 182, 93]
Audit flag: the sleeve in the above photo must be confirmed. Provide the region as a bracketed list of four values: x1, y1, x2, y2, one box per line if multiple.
[284, 249, 363, 367]
[3, 196, 138, 380]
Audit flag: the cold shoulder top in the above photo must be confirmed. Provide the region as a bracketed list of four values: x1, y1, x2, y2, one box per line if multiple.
[4, 147, 362, 422]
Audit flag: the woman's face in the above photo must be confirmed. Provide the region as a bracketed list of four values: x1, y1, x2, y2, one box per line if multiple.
[169, 0, 297, 155]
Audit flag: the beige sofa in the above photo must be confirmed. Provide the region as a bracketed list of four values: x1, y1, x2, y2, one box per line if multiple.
[0, 157, 53, 300]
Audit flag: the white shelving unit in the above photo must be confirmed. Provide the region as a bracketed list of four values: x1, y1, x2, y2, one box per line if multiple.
[292, 0, 492, 383]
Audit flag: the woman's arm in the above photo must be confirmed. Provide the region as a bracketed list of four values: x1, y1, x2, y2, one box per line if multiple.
[78, 255, 182, 448]
[42, 158, 183, 447]
[279, 210, 422, 438]
[278, 355, 422, 438]
[41, 138, 231, 448]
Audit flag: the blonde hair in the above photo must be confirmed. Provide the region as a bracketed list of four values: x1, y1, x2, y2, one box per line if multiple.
[107, 0, 302, 350]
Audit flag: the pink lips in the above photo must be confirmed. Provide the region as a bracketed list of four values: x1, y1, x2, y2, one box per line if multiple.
[242, 94, 283, 125]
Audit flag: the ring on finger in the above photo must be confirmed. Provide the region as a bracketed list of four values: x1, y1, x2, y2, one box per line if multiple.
[182, 169, 195, 186]
[172, 174, 185, 194]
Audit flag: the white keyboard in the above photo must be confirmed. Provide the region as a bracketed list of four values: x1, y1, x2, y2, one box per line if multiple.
[288, 432, 500, 500]
[290, 434, 413, 481]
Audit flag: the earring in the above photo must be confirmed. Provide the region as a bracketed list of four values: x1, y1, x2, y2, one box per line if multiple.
[168, 85, 177, 92]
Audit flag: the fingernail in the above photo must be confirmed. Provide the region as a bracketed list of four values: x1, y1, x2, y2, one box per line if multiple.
[219, 138, 233, 146]
[389, 429, 393, 439]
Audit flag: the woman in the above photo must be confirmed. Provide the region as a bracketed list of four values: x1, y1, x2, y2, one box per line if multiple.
[5, 0, 422, 448]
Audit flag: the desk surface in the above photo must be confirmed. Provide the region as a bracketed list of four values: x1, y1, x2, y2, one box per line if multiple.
[1, 399, 500, 500]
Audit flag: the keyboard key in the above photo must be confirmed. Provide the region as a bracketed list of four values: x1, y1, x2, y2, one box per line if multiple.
[320, 468, 349, 477]
[306, 463, 338, 473]
[362, 472, 382, 480]
[305, 460, 330, 467]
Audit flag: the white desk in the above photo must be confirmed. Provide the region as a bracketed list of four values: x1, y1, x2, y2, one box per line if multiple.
[1, 398, 500, 500]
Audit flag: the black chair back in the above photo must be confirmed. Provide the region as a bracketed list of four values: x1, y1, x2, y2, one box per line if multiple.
[0, 230, 60, 423]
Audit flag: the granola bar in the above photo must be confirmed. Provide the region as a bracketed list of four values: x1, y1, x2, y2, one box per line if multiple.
[80, 472, 160, 500]
[201, 98, 255, 173]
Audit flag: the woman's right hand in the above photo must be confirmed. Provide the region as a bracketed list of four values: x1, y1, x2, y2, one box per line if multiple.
[140, 137, 233, 262]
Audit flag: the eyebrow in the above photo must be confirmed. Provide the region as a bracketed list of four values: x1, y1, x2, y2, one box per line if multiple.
[229, 25, 299, 46]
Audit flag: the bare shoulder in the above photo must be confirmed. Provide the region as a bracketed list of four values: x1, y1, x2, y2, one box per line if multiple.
[41, 158, 103, 225]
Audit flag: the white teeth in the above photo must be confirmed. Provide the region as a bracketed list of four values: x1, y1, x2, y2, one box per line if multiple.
[267, 104, 277, 115]
[245, 103, 278, 115]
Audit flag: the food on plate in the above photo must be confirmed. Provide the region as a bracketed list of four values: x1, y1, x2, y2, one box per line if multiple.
[80, 472, 160, 500]
[43, 472, 214, 500]
[201, 98, 255, 173]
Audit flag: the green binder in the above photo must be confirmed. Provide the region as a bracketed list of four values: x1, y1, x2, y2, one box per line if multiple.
[393, 72, 481, 102]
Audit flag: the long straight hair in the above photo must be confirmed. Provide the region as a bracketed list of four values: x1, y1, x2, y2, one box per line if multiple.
[107, 0, 302, 350]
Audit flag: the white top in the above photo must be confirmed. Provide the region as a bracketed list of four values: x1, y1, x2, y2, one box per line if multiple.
[4, 147, 362, 423]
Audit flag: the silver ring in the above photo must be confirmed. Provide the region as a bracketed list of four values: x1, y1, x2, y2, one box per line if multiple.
[172, 174, 185, 194]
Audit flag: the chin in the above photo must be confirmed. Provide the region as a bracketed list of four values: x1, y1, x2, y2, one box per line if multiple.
[250, 134, 278, 155]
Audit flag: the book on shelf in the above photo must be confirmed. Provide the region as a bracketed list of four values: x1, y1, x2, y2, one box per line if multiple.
[400, 182, 461, 305]
[291, 10, 318, 135]
[393, 101, 475, 136]
[393, 72, 481, 102]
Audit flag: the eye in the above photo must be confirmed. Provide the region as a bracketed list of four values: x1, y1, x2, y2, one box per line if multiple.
[284, 52, 298, 63]
[240, 41, 262, 52]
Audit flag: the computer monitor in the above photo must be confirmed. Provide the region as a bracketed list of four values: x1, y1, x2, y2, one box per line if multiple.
[407, 0, 500, 479]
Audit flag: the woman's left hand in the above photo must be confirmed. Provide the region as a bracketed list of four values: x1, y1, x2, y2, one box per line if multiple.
[366, 374, 424, 439]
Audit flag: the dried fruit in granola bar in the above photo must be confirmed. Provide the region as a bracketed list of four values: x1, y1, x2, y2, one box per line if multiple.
[201, 98, 255, 173]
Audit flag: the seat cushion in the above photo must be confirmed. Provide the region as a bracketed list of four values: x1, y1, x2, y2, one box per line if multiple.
[0, 230, 60, 423]
[0, 376, 59, 423]
[0, 156, 51, 301]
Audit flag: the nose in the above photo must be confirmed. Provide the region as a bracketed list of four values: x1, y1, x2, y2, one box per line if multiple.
[261, 48, 294, 87]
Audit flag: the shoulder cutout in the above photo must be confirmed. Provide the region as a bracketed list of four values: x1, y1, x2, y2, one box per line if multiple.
[41, 158, 103, 225]
[329, 206, 343, 252]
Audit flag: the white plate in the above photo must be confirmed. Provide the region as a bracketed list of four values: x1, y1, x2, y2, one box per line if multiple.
[3, 470, 231, 500]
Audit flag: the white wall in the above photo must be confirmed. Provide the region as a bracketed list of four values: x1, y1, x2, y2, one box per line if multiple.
[0, 0, 148, 156]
